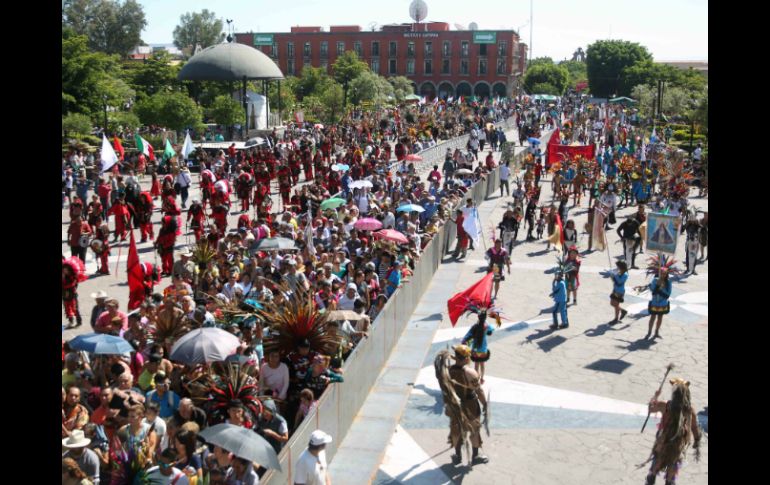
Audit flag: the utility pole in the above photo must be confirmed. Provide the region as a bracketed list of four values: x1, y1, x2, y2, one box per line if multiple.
[529, 0, 533, 64]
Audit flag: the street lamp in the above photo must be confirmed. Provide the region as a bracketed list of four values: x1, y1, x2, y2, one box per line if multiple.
[103, 94, 108, 135]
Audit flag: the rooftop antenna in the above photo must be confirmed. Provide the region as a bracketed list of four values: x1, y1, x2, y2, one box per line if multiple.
[454, 23, 465, 31]
[409, 0, 428, 31]
[368, 22, 379, 32]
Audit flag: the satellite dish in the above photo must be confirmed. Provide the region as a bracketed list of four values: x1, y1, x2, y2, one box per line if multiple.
[409, 0, 428, 23]
[454, 23, 465, 31]
[469, 22, 478, 31]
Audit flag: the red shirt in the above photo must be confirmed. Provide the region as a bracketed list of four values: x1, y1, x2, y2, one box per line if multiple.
[97, 183, 111, 199]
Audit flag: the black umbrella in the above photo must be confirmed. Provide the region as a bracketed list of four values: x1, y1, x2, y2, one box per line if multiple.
[198, 423, 282, 470]
[249, 237, 297, 252]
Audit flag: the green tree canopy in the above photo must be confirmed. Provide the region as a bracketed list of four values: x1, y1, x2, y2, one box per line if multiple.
[62, 29, 122, 115]
[107, 111, 141, 133]
[620, 60, 706, 96]
[295, 67, 331, 100]
[349, 71, 395, 106]
[268, 77, 298, 120]
[208, 95, 245, 126]
[332, 51, 369, 106]
[523, 63, 569, 95]
[62, 0, 147, 56]
[173, 10, 225, 51]
[529, 56, 554, 67]
[387, 76, 415, 103]
[529, 82, 561, 96]
[62, 113, 94, 137]
[122, 51, 182, 100]
[586, 40, 653, 97]
[558, 60, 588, 88]
[319, 82, 346, 123]
[135, 91, 202, 132]
[630, 84, 700, 119]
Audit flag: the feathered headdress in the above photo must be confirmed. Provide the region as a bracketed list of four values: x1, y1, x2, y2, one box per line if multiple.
[192, 361, 264, 426]
[645, 254, 682, 278]
[62, 256, 88, 282]
[108, 433, 152, 485]
[150, 305, 190, 351]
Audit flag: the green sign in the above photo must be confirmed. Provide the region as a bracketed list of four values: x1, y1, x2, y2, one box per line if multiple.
[473, 32, 497, 44]
[253, 34, 274, 46]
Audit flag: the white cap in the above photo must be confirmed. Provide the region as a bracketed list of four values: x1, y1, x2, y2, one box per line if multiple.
[309, 429, 333, 446]
[347, 283, 357, 291]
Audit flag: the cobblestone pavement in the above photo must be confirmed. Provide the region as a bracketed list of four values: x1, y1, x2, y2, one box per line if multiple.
[374, 167, 708, 484]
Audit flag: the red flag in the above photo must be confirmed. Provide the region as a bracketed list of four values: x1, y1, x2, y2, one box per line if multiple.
[548, 128, 561, 146]
[147, 143, 156, 162]
[113, 136, 125, 161]
[126, 230, 144, 310]
[447, 272, 494, 326]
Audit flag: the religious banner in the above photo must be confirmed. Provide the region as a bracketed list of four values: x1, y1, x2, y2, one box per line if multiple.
[500, 142, 516, 169]
[646, 213, 680, 255]
[591, 205, 607, 252]
[547, 143, 596, 168]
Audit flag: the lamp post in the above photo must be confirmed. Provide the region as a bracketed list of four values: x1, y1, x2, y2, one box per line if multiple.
[102, 94, 108, 135]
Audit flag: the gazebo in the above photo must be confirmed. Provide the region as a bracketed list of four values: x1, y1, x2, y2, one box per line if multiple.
[178, 41, 285, 135]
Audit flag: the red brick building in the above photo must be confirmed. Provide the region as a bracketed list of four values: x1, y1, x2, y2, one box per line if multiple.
[235, 22, 527, 100]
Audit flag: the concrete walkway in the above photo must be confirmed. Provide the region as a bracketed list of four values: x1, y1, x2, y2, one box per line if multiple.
[328, 130, 530, 484]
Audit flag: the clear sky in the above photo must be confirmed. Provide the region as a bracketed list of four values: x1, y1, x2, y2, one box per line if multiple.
[138, 0, 707, 61]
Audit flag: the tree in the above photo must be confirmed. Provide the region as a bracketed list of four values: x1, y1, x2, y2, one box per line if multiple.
[295, 67, 331, 100]
[388, 76, 415, 102]
[122, 51, 182, 100]
[529, 82, 561, 96]
[630, 84, 699, 119]
[135, 92, 202, 133]
[62, 113, 93, 137]
[558, 60, 588, 88]
[349, 71, 394, 106]
[332, 51, 368, 106]
[529, 56, 554, 67]
[586, 40, 653, 97]
[523, 63, 569, 95]
[62, 29, 121, 115]
[173, 10, 225, 51]
[107, 111, 141, 133]
[319, 81, 346, 123]
[267, 78, 298, 121]
[62, 0, 147, 56]
[209, 95, 245, 138]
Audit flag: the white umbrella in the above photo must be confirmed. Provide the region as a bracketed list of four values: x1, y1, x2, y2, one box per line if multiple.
[349, 180, 373, 190]
[456, 168, 474, 175]
[170, 328, 241, 365]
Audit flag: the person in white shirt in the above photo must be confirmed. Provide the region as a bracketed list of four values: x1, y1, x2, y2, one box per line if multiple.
[499, 162, 511, 196]
[260, 349, 290, 401]
[145, 448, 189, 485]
[294, 430, 333, 485]
[337, 284, 359, 311]
[175, 167, 193, 208]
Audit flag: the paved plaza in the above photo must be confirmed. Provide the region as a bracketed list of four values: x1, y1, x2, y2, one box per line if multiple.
[365, 168, 708, 484]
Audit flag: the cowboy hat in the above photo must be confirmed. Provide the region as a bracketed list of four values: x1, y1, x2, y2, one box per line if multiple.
[62, 430, 91, 449]
[452, 344, 471, 359]
[90, 290, 108, 300]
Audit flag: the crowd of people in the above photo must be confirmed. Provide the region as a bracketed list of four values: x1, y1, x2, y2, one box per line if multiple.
[61, 97, 532, 484]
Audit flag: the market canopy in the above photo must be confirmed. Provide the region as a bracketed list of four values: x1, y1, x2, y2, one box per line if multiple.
[178, 42, 284, 81]
[609, 96, 637, 106]
[532, 94, 560, 102]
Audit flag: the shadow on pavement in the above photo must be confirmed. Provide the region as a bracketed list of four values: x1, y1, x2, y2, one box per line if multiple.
[527, 249, 551, 257]
[584, 358, 632, 374]
[416, 313, 443, 322]
[522, 326, 556, 344]
[536, 335, 567, 353]
[614, 337, 657, 352]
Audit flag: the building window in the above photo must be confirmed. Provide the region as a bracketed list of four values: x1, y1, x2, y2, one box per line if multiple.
[287, 59, 295, 75]
[461, 41, 469, 57]
[407, 59, 415, 74]
[460, 59, 469, 75]
[407, 42, 415, 57]
[304, 59, 311, 69]
[497, 59, 506, 75]
[287, 42, 294, 58]
[498, 41, 507, 57]
[304, 42, 311, 57]
[442, 41, 451, 56]
[442, 59, 450, 74]
[425, 42, 432, 57]
[389, 59, 397, 74]
[479, 44, 487, 56]
[424, 59, 433, 75]
[371, 41, 380, 56]
[354, 41, 362, 57]
[321, 60, 328, 71]
[337, 41, 345, 56]
[320, 41, 328, 58]
[389, 41, 397, 57]
[272, 43, 278, 58]
[479, 59, 488, 75]
[371, 59, 380, 74]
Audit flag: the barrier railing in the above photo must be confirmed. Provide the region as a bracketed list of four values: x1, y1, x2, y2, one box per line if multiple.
[261, 124, 540, 485]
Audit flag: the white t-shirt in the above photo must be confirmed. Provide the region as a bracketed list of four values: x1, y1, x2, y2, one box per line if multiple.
[500, 164, 510, 181]
[294, 449, 327, 485]
[337, 292, 359, 311]
[144, 466, 189, 485]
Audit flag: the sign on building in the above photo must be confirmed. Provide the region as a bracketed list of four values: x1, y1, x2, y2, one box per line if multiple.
[253, 34, 274, 46]
[473, 32, 497, 44]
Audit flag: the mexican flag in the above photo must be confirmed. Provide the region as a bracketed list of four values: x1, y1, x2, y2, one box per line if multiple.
[134, 134, 155, 161]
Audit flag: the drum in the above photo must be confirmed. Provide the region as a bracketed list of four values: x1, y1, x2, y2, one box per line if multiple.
[90, 239, 104, 254]
[78, 233, 92, 248]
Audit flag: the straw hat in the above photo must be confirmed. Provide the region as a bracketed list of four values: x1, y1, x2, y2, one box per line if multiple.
[62, 430, 91, 449]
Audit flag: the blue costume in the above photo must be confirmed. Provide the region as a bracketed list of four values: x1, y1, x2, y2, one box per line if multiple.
[551, 278, 569, 327]
[648, 276, 672, 315]
[610, 271, 628, 302]
[462, 322, 495, 362]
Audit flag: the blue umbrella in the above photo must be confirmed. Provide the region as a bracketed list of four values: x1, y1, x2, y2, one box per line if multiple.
[68, 333, 135, 355]
[331, 164, 350, 172]
[397, 204, 425, 213]
[528, 137, 541, 145]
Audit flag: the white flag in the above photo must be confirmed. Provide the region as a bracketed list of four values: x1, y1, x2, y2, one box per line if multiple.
[305, 202, 316, 256]
[182, 131, 195, 159]
[100, 134, 118, 173]
[462, 207, 481, 247]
